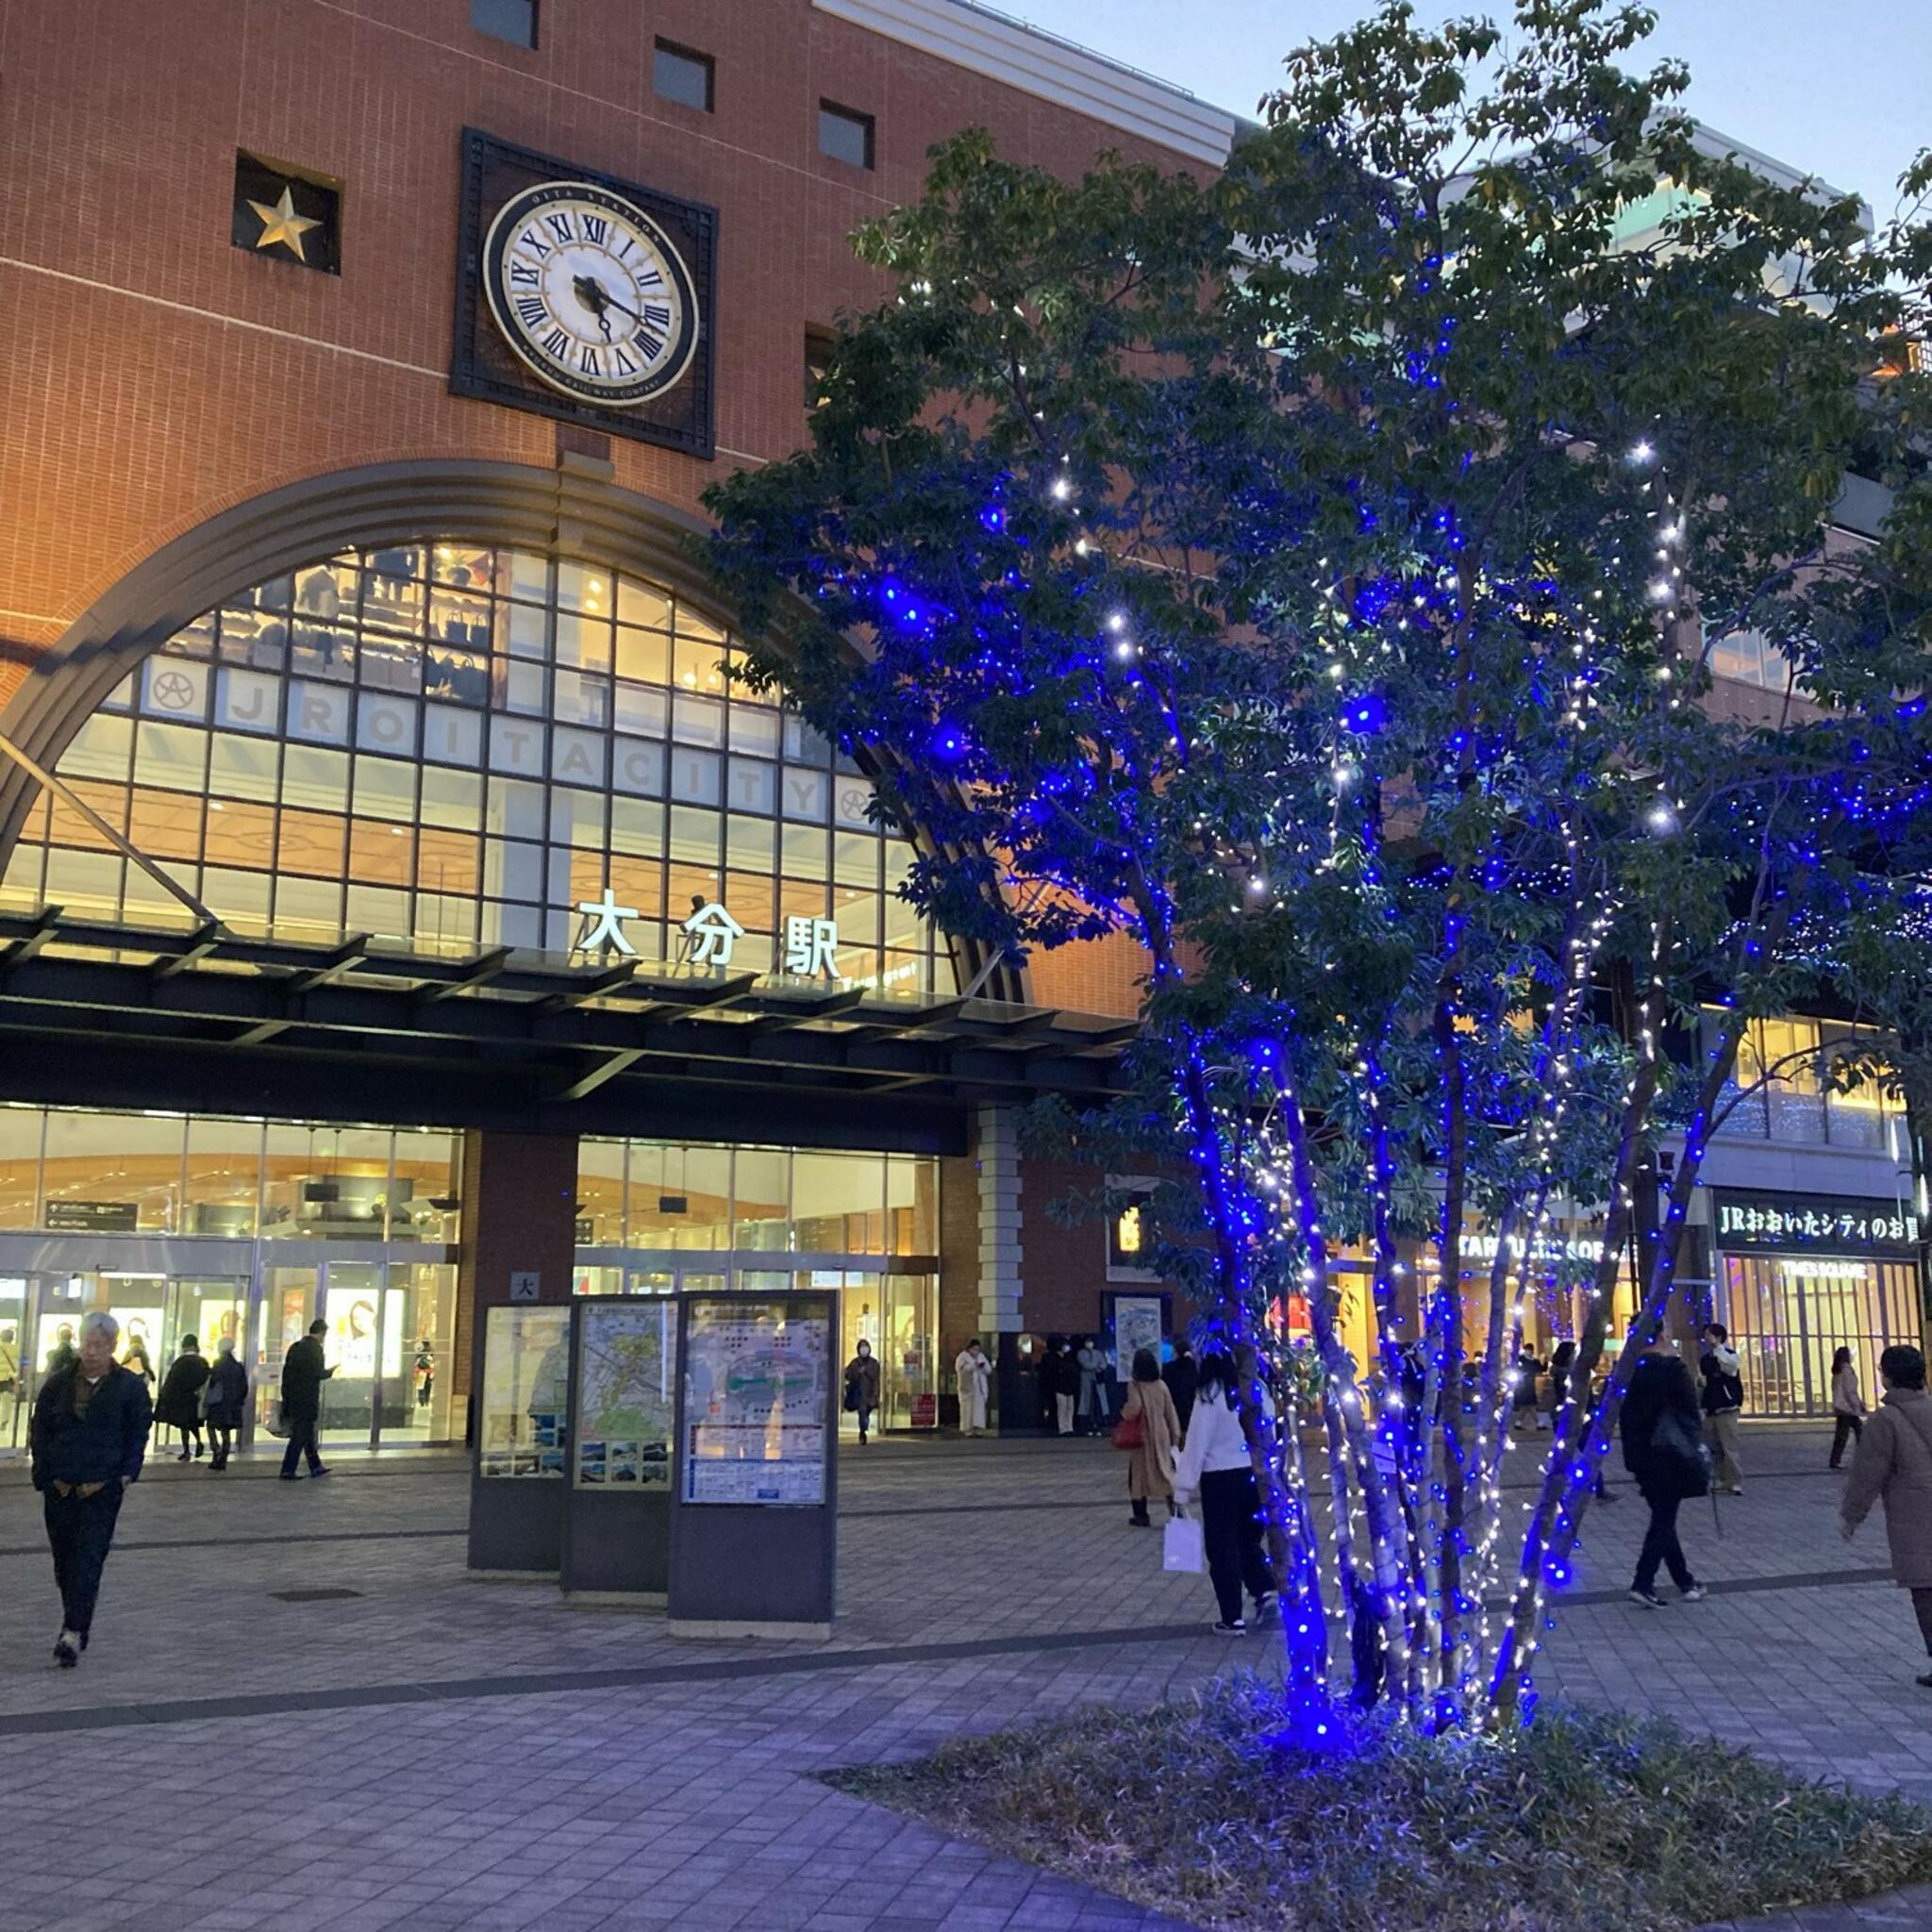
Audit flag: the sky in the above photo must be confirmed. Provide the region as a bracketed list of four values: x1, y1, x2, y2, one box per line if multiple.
[996, 0, 1928, 220]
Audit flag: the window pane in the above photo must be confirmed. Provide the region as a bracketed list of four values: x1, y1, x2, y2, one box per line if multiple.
[471, 0, 536, 47]
[0, 1107, 42, 1229]
[734, 1148, 789, 1250]
[793, 1152, 885, 1253]
[654, 41, 713, 112]
[185, 1117, 260, 1237]
[42, 1110, 183, 1234]
[577, 1139, 625, 1244]
[819, 103, 873, 169]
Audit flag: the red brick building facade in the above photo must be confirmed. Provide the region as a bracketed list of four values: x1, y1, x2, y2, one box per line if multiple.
[0, 0, 1241, 1442]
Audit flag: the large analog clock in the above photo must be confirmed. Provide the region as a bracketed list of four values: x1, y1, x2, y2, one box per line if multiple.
[481, 179, 701, 408]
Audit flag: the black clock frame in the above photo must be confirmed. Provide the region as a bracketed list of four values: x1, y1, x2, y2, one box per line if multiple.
[452, 128, 718, 458]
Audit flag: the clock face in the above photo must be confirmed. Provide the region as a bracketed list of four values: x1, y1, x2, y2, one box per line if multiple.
[481, 180, 701, 407]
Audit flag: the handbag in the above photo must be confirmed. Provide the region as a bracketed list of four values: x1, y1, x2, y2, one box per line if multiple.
[1649, 1407, 1711, 1497]
[264, 1399, 290, 1441]
[1111, 1410, 1145, 1451]
[1162, 1513, 1204, 1574]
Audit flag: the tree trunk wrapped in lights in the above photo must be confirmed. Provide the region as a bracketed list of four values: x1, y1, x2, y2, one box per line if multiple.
[703, 1, 1932, 1735]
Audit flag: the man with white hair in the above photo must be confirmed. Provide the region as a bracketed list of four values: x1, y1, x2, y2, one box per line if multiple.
[29, 1309, 153, 1667]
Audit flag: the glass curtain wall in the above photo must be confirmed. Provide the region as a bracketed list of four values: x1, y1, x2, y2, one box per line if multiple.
[574, 1139, 941, 1431]
[0, 1104, 460, 1454]
[0, 543, 940, 994]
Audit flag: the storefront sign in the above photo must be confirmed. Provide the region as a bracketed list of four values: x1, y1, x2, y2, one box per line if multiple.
[44, 1200, 139, 1232]
[910, 1392, 938, 1430]
[1465, 1231, 1606, 1266]
[1711, 1190, 1916, 1257]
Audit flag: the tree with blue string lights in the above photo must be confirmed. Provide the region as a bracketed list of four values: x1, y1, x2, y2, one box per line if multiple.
[705, 0, 1932, 1736]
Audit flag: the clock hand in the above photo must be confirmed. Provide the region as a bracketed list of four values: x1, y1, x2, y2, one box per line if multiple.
[572, 273, 645, 330]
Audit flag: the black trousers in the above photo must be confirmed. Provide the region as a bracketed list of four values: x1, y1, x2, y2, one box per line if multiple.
[208, 1424, 234, 1467]
[280, 1412, 324, 1475]
[1830, 1413, 1864, 1467]
[1633, 1487, 1695, 1592]
[44, 1484, 124, 1638]
[855, 1405, 874, 1441]
[1199, 1466, 1276, 1624]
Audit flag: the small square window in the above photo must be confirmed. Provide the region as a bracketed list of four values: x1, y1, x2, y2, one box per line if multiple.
[819, 102, 874, 171]
[655, 40, 714, 113]
[471, 0, 537, 48]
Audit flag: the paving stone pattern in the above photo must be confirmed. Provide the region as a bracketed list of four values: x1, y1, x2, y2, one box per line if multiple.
[0, 1424, 1927, 1930]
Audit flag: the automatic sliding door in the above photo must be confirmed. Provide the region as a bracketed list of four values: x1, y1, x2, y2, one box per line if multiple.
[0, 1274, 27, 1450]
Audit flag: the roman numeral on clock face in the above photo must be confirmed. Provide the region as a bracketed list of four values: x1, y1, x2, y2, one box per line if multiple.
[579, 345, 604, 375]
[508, 260, 540, 287]
[543, 211, 575, 244]
[641, 302, 671, 329]
[541, 325, 571, 358]
[581, 214, 608, 246]
[518, 228, 552, 260]
[613, 343, 639, 375]
[515, 295, 547, 328]
[635, 326, 665, 361]
[634, 265, 666, 291]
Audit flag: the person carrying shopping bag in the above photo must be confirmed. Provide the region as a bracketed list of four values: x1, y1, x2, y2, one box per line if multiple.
[1173, 1351, 1279, 1634]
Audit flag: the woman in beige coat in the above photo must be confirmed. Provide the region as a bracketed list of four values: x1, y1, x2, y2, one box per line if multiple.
[1840, 1343, 1932, 1687]
[1120, 1347, 1179, 1527]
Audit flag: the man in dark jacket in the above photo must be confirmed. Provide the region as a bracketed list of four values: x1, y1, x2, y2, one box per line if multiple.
[279, 1319, 334, 1480]
[29, 1309, 153, 1666]
[1163, 1342, 1200, 1438]
[1620, 1330, 1709, 1609]
[1697, 1322, 1746, 1495]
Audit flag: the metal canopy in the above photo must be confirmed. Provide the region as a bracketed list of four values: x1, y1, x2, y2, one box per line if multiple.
[0, 910, 1135, 1154]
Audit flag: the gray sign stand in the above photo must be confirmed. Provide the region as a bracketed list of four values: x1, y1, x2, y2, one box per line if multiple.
[668, 1289, 839, 1639]
[467, 1303, 573, 1575]
[559, 1297, 676, 1604]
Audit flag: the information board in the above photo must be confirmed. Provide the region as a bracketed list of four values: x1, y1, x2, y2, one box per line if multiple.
[682, 1296, 830, 1506]
[478, 1305, 571, 1478]
[573, 1300, 675, 1488]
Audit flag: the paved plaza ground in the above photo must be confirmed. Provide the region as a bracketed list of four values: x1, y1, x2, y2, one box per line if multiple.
[2, 1421, 1930, 1931]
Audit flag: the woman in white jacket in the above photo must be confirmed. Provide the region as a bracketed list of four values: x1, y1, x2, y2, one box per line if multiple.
[1173, 1352, 1279, 1634]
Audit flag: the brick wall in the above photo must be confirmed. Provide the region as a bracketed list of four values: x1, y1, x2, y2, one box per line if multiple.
[0, 0, 1205, 698]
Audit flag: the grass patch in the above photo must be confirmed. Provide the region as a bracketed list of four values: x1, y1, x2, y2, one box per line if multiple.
[825, 1678, 1932, 1930]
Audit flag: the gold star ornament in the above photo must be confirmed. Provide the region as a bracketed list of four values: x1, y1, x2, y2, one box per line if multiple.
[248, 186, 322, 260]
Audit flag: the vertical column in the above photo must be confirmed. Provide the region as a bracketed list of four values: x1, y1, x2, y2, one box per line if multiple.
[455, 1126, 581, 1417]
[975, 1103, 1026, 1431]
[458, 1127, 580, 1574]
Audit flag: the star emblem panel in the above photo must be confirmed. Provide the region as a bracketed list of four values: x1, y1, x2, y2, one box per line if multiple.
[231, 152, 341, 275]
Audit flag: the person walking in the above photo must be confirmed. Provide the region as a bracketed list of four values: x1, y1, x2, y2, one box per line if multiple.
[1830, 1345, 1868, 1471]
[43, 1324, 76, 1378]
[1163, 1341, 1200, 1439]
[1698, 1322, 1745, 1495]
[278, 1318, 333, 1480]
[203, 1337, 248, 1470]
[842, 1337, 882, 1444]
[1549, 1341, 1615, 1502]
[0, 1320, 18, 1397]
[1621, 1330, 1709, 1609]
[1840, 1345, 1932, 1687]
[156, 1336, 211, 1461]
[1174, 1350, 1279, 1634]
[954, 1337, 991, 1437]
[1049, 1338, 1081, 1439]
[28, 1309, 152, 1666]
[1075, 1337, 1109, 1436]
[1118, 1347, 1180, 1526]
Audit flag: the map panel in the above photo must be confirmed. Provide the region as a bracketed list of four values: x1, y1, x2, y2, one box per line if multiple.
[683, 1297, 830, 1506]
[574, 1301, 675, 1488]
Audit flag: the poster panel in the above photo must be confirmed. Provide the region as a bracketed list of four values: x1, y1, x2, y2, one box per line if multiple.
[682, 1296, 830, 1505]
[1110, 1295, 1164, 1383]
[573, 1300, 675, 1489]
[478, 1305, 571, 1478]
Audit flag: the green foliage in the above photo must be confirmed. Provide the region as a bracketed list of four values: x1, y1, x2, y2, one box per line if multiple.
[830, 1678, 1932, 1931]
[701, 0, 1932, 1723]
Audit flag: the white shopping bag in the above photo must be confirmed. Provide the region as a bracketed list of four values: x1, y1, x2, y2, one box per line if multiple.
[1163, 1514, 1205, 1574]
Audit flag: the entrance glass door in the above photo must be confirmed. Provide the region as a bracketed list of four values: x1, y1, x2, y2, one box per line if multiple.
[318, 1260, 386, 1447]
